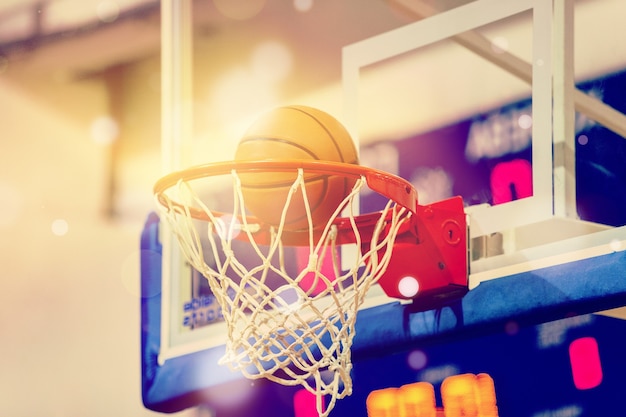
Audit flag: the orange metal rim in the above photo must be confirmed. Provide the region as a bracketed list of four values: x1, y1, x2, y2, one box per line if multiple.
[154, 159, 418, 219]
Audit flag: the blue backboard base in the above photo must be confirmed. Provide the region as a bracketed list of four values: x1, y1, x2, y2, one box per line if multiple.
[141, 213, 626, 415]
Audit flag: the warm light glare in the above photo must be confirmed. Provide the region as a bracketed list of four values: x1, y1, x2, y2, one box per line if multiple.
[367, 388, 401, 417]
[209, 67, 277, 127]
[368, 374, 499, 417]
[251, 41, 293, 83]
[202, 40, 292, 154]
[441, 373, 498, 417]
[475, 373, 498, 417]
[441, 373, 475, 399]
[400, 382, 437, 417]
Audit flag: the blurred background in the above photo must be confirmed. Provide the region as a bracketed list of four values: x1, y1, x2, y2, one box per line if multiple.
[1, 0, 625, 416]
[0, 1, 412, 415]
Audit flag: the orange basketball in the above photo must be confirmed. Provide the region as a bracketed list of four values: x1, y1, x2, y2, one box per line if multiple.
[234, 105, 359, 231]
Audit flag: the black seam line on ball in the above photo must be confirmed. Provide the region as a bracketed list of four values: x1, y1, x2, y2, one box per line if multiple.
[240, 174, 331, 189]
[238, 136, 321, 160]
[284, 105, 348, 163]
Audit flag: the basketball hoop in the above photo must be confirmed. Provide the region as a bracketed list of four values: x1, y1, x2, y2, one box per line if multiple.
[154, 159, 467, 417]
[154, 160, 416, 415]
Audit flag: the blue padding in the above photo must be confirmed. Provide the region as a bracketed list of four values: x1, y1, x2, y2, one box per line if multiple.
[141, 214, 248, 412]
[141, 213, 626, 413]
[353, 249, 626, 359]
[140, 212, 162, 403]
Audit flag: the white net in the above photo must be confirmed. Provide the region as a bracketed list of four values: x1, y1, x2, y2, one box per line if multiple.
[156, 166, 412, 417]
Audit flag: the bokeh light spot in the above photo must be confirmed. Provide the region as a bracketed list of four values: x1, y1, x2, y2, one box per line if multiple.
[407, 350, 428, 370]
[518, 113, 532, 129]
[294, 0, 313, 12]
[96, 1, 120, 23]
[216, 214, 242, 240]
[398, 276, 419, 298]
[505, 320, 519, 335]
[51, 219, 69, 236]
[213, 0, 266, 20]
[251, 41, 293, 83]
[91, 116, 119, 145]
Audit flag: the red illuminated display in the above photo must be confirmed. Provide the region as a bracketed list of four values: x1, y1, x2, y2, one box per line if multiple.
[569, 337, 603, 390]
[490, 159, 533, 205]
[294, 389, 325, 417]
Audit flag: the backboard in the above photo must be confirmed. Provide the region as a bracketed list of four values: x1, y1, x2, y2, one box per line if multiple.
[142, 0, 626, 415]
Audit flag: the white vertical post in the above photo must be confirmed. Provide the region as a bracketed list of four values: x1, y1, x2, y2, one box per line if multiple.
[161, 0, 193, 174]
[530, 0, 555, 221]
[159, 0, 193, 363]
[552, 0, 576, 218]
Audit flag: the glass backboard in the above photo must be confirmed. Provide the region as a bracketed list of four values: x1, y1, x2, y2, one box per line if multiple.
[143, 0, 626, 415]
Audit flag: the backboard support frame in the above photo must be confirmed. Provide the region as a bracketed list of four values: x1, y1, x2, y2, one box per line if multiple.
[142, 211, 626, 412]
[342, 0, 626, 285]
[143, 0, 626, 414]
[343, 0, 554, 239]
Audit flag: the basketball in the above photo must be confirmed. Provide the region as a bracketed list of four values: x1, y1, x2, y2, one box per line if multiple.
[234, 105, 359, 231]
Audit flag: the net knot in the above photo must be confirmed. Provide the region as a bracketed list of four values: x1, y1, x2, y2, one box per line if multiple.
[307, 253, 319, 271]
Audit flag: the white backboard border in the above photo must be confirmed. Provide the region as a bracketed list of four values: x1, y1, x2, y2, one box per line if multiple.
[342, 0, 554, 239]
